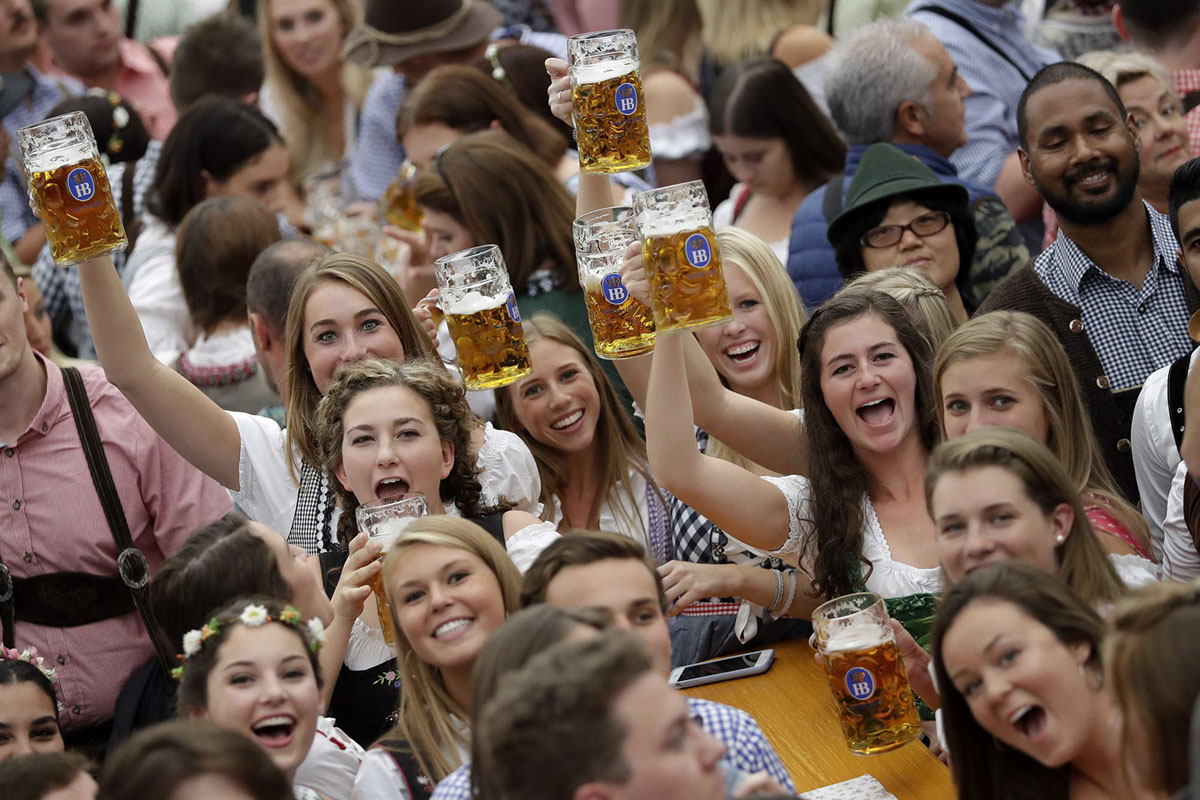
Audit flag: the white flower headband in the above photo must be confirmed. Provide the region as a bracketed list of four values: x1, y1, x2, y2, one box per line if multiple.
[173, 603, 325, 679]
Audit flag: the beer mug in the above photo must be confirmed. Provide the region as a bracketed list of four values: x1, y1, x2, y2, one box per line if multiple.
[573, 207, 655, 359]
[19, 111, 127, 267]
[632, 181, 732, 333]
[813, 592, 922, 755]
[433, 244, 532, 390]
[356, 494, 430, 646]
[379, 160, 424, 233]
[568, 29, 652, 174]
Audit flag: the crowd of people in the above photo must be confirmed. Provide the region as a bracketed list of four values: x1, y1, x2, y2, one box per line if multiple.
[1, 0, 1200, 798]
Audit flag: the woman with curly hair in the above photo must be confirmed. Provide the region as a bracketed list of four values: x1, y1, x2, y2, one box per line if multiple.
[316, 357, 556, 566]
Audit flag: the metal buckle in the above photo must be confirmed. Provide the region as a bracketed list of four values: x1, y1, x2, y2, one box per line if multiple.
[116, 548, 150, 591]
[0, 562, 11, 604]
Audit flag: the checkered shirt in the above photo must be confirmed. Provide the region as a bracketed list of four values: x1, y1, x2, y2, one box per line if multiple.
[0, 65, 82, 244]
[1034, 201, 1191, 391]
[1172, 69, 1200, 162]
[429, 697, 794, 800]
[32, 140, 160, 358]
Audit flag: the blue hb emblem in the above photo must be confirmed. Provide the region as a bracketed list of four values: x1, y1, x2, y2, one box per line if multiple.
[614, 82, 638, 116]
[845, 667, 875, 701]
[685, 234, 711, 268]
[506, 293, 521, 323]
[601, 273, 628, 305]
[67, 167, 96, 202]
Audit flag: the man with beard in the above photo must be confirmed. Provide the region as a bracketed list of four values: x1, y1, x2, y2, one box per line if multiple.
[979, 62, 1193, 504]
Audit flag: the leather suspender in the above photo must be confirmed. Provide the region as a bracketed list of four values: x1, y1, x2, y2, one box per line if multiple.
[60, 367, 174, 674]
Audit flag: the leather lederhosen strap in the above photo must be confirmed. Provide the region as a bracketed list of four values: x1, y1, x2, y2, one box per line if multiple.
[0, 368, 174, 675]
[1185, 475, 1200, 556]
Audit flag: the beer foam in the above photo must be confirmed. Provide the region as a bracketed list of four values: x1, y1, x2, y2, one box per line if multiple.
[574, 58, 637, 85]
[368, 516, 418, 548]
[444, 290, 507, 315]
[824, 616, 889, 653]
[640, 213, 708, 239]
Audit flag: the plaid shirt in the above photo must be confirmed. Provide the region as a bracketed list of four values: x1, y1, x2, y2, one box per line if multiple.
[32, 141, 160, 358]
[429, 697, 794, 799]
[1035, 201, 1190, 391]
[0, 65, 82, 244]
[1172, 69, 1200, 161]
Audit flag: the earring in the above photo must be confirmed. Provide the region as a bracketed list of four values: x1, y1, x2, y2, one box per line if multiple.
[1055, 534, 1065, 545]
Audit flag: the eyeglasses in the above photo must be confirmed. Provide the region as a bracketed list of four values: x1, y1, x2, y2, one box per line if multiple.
[860, 211, 951, 249]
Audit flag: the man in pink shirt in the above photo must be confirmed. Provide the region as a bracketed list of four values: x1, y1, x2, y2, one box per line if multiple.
[32, 0, 176, 139]
[0, 255, 230, 743]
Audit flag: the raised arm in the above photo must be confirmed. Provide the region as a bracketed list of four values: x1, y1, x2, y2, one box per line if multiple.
[645, 330, 793, 551]
[76, 255, 242, 489]
[616, 243, 810, 474]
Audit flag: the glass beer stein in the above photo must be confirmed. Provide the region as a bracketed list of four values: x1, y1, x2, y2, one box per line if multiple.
[379, 160, 423, 233]
[813, 592, 922, 755]
[434, 244, 532, 390]
[573, 206, 655, 359]
[19, 111, 127, 267]
[632, 181, 732, 333]
[568, 29, 652, 174]
[356, 494, 430, 646]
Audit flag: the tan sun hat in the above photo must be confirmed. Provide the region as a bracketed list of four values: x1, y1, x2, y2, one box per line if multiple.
[341, 0, 502, 69]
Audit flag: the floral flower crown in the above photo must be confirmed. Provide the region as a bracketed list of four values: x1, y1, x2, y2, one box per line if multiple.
[1, 646, 64, 712]
[171, 603, 326, 680]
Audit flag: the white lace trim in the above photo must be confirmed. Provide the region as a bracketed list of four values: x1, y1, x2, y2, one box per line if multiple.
[649, 96, 711, 160]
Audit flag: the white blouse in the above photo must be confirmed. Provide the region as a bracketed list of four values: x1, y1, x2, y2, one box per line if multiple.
[1162, 460, 1200, 582]
[295, 716, 365, 800]
[749, 474, 944, 598]
[544, 470, 651, 549]
[351, 718, 469, 800]
[124, 217, 192, 366]
[230, 415, 542, 543]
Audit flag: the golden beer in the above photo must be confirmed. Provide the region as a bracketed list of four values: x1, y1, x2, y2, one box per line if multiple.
[31, 155, 126, 266]
[572, 65, 652, 174]
[445, 292, 532, 390]
[357, 495, 430, 647]
[380, 161, 423, 232]
[370, 568, 397, 646]
[823, 637, 923, 755]
[642, 225, 732, 332]
[568, 29, 652, 174]
[19, 112, 127, 267]
[583, 274, 655, 358]
[814, 592, 921, 755]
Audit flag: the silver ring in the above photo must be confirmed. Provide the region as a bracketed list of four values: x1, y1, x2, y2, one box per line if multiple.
[559, 89, 567, 102]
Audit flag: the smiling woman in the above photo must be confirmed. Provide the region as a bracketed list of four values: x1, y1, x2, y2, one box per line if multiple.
[350, 517, 524, 797]
[931, 562, 1154, 800]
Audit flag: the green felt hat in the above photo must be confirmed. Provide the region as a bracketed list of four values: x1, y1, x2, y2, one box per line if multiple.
[826, 143, 969, 248]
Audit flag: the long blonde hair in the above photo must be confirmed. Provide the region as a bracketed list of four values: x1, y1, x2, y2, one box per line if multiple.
[379, 517, 524, 782]
[695, 0, 824, 66]
[618, 0, 704, 77]
[933, 312, 1151, 554]
[258, 0, 373, 181]
[495, 314, 665, 537]
[283, 253, 435, 478]
[848, 267, 960, 355]
[705, 228, 806, 470]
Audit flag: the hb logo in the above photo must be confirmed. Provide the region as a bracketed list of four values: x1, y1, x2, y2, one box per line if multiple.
[614, 83, 638, 116]
[67, 167, 95, 202]
[685, 234, 711, 268]
[506, 293, 521, 323]
[845, 667, 876, 701]
[601, 273, 628, 305]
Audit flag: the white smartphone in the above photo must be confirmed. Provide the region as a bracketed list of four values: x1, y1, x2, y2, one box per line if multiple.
[668, 649, 775, 689]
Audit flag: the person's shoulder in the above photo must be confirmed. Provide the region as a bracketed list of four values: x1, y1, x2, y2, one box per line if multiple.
[771, 24, 832, 70]
[686, 697, 761, 737]
[975, 262, 1046, 312]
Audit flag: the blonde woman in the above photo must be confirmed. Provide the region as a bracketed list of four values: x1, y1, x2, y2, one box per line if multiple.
[1106, 580, 1200, 798]
[352, 516, 524, 796]
[695, 0, 830, 72]
[848, 267, 959, 355]
[935, 312, 1154, 562]
[495, 315, 668, 553]
[258, 0, 375, 184]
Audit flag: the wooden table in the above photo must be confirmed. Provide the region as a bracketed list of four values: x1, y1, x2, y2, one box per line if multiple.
[681, 639, 956, 799]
